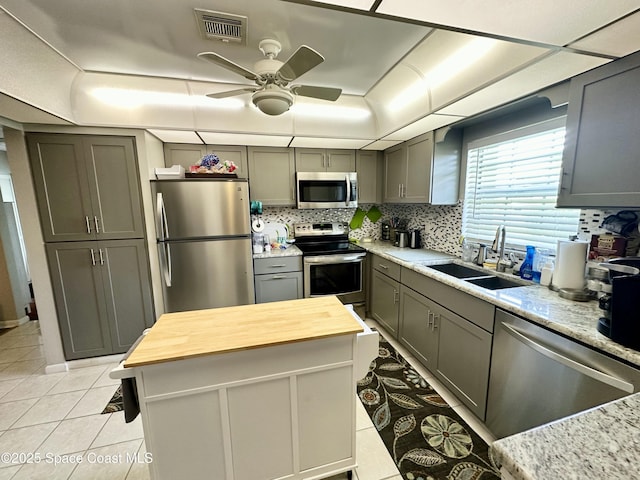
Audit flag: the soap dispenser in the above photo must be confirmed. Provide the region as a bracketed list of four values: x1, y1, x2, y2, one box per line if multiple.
[520, 246, 536, 280]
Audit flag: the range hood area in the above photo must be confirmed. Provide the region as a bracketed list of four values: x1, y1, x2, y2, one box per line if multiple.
[1, 0, 639, 147]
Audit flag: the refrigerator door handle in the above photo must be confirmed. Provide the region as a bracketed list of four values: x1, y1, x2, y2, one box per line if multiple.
[156, 193, 170, 241]
[165, 242, 172, 287]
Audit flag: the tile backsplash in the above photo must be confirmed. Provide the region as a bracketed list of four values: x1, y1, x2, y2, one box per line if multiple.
[258, 204, 639, 258]
[257, 203, 463, 255]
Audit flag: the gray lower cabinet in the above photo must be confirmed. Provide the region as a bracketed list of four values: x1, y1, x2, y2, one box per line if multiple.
[399, 268, 495, 420]
[557, 50, 640, 208]
[398, 285, 439, 371]
[248, 147, 296, 206]
[370, 255, 402, 338]
[254, 256, 303, 304]
[432, 301, 492, 420]
[47, 239, 154, 360]
[28, 134, 144, 242]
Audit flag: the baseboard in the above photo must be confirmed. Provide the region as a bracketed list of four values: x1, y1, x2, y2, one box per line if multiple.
[0, 315, 29, 329]
[67, 353, 124, 370]
[45, 363, 69, 374]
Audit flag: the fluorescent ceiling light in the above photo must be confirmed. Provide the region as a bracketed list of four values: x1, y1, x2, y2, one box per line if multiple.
[147, 130, 203, 143]
[290, 103, 370, 120]
[384, 114, 463, 141]
[390, 37, 496, 111]
[198, 132, 292, 147]
[90, 88, 244, 109]
[362, 139, 404, 150]
[290, 137, 371, 149]
[310, 0, 376, 10]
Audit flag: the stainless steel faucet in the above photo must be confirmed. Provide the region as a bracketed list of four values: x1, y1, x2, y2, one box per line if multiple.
[492, 225, 507, 272]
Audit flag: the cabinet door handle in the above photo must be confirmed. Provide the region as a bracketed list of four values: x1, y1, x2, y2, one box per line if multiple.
[90, 248, 96, 266]
[398, 184, 401, 198]
[269, 264, 287, 268]
[378, 264, 389, 270]
[271, 275, 287, 279]
[322, 154, 326, 168]
[432, 314, 439, 331]
[94, 216, 100, 234]
[327, 154, 331, 168]
[393, 289, 399, 304]
[401, 183, 406, 197]
[427, 311, 433, 329]
[85, 216, 92, 234]
[98, 248, 104, 266]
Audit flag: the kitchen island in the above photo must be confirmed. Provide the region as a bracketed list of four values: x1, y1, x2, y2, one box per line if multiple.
[120, 296, 378, 480]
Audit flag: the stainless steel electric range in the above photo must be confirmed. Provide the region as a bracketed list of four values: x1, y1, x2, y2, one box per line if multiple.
[293, 222, 366, 305]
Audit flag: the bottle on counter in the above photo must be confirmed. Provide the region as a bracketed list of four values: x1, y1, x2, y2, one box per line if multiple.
[540, 261, 554, 286]
[520, 245, 536, 280]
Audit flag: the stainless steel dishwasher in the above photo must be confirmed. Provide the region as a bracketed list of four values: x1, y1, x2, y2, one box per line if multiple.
[486, 309, 640, 439]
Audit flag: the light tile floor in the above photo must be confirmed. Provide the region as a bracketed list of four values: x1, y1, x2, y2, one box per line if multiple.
[0, 319, 494, 480]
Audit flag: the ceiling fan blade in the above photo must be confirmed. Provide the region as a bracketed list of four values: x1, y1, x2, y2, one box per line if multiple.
[276, 45, 324, 82]
[206, 88, 257, 99]
[197, 52, 260, 81]
[291, 85, 342, 101]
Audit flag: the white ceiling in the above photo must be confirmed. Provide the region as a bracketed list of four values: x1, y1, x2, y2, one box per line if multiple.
[0, 0, 639, 147]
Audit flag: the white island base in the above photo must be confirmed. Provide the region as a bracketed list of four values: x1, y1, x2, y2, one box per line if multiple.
[114, 297, 378, 480]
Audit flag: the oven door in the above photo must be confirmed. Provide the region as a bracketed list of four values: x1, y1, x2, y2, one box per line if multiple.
[304, 253, 366, 302]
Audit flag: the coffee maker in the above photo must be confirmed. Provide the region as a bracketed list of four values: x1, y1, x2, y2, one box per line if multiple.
[597, 257, 640, 350]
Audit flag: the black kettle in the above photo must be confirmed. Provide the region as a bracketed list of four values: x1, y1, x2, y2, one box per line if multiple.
[409, 229, 421, 249]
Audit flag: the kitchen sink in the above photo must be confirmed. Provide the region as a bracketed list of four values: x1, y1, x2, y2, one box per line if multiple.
[426, 262, 487, 279]
[464, 276, 527, 290]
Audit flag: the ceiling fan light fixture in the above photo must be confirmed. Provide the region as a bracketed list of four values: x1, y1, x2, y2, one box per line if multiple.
[252, 88, 293, 115]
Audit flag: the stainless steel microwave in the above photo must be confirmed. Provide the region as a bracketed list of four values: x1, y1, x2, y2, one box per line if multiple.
[296, 172, 358, 209]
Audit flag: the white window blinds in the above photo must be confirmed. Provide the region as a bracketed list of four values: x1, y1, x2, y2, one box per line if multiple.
[462, 118, 580, 252]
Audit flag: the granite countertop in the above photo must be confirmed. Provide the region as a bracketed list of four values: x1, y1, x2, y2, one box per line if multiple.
[360, 241, 640, 368]
[491, 392, 640, 480]
[124, 296, 361, 367]
[253, 244, 302, 259]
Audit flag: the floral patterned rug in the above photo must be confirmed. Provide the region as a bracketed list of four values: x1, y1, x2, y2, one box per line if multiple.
[102, 385, 123, 414]
[357, 336, 500, 480]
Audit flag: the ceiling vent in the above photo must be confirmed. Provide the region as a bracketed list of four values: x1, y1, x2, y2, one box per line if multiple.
[194, 9, 247, 45]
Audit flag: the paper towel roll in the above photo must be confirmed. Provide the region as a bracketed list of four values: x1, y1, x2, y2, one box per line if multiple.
[551, 240, 589, 289]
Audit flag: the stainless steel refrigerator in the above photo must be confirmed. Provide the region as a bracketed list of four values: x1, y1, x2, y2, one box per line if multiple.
[153, 179, 254, 313]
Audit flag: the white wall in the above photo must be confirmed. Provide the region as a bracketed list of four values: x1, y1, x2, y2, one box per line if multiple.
[4, 127, 66, 369]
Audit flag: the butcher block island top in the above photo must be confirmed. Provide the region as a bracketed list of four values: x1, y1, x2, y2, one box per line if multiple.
[124, 296, 364, 368]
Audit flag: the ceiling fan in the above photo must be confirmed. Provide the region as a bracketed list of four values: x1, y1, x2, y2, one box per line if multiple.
[198, 39, 342, 116]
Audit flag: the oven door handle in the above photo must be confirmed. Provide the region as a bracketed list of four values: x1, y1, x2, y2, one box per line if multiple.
[304, 253, 366, 264]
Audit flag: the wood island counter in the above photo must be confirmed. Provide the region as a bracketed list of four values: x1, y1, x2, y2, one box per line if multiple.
[118, 296, 378, 480]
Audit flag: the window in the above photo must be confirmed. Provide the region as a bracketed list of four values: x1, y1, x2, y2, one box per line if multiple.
[462, 117, 580, 252]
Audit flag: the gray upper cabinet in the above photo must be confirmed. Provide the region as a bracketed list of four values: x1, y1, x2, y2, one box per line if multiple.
[46, 239, 154, 360]
[383, 130, 460, 205]
[295, 148, 356, 172]
[355, 150, 382, 204]
[163, 143, 248, 179]
[28, 134, 144, 242]
[384, 133, 433, 203]
[248, 146, 296, 206]
[163, 143, 206, 170]
[557, 50, 640, 208]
